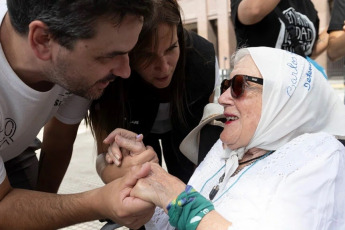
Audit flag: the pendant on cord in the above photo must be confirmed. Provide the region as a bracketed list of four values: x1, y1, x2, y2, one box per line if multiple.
[209, 172, 225, 200]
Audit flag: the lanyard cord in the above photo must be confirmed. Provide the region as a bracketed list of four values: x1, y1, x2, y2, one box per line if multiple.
[200, 150, 274, 203]
[199, 164, 226, 193]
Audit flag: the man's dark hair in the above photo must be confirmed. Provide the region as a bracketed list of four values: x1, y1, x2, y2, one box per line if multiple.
[7, 0, 153, 49]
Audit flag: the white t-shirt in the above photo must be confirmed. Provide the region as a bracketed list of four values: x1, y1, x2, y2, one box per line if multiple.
[0, 2, 90, 184]
[146, 132, 345, 230]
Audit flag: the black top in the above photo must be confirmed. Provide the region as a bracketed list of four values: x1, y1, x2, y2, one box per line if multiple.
[328, 0, 345, 33]
[122, 30, 216, 183]
[231, 0, 319, 56]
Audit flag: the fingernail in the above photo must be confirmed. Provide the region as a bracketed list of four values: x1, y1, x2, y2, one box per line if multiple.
[115, 154, 120, 160]
[136, 134, 143, 139]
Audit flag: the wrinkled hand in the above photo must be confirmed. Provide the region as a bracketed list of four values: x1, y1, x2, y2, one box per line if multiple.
[98, 162, 155, 229]
[119, 145, 158, 169]
[98, 128, 158, 182]
[130, 163, 186, 213]
[103, 128, 147, 166]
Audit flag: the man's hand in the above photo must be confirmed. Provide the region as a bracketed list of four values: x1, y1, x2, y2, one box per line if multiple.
[0, 162, 155, 229]
[98, 162, 156, 228]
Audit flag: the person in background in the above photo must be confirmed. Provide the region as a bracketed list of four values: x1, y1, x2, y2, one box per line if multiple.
[88, 0, 219, 184]
[109, 47, 345, 229]
[327, 0, 345, 61]
[231, 0, 328, 59]
[0, 0, 156, 228]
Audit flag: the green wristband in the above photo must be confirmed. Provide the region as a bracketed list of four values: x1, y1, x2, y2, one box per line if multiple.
[167, 185, 214, 230]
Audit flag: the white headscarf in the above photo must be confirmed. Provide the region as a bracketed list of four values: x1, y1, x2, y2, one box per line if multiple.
[222, 47, 345, 183]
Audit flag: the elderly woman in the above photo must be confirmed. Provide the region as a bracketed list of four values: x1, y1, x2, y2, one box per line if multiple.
[105, 46, 345, 229]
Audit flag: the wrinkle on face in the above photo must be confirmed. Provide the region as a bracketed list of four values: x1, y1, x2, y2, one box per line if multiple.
[219, 55, 263, 150]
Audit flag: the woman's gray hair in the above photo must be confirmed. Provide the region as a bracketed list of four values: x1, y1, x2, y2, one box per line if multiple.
[230, 48, 250, 69]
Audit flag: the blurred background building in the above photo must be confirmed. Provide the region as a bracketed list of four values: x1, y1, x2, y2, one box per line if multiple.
[178, 0, 344, 78]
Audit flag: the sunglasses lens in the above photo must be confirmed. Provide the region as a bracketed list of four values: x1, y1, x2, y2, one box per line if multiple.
[220, 75, 247, 98]
[231, 75, 245, 98]
[220, 79, 231, 94]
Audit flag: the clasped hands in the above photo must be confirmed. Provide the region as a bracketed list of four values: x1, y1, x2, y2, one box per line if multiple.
[101, 128, 186, 213]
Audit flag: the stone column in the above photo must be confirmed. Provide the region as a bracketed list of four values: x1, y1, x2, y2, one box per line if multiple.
[196, 0, 218, 56]
[216, 0, 233, 69]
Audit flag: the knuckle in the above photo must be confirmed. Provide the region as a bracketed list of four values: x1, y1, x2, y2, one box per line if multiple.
[116, 209, 129, 219]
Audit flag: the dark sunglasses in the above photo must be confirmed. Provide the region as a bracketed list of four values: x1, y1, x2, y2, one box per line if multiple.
[220, 74, 263, 98]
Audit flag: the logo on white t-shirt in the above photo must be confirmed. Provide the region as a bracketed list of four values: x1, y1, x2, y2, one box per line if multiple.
[0, 118, 16, 148]
[54, 92, 72, 107]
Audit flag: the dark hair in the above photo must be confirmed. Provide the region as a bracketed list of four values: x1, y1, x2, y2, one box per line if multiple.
[7, 0, 153, 49]
[87, 0, 187, 150]
[129, 0, 187, 129]
[87, 79, 126, 151]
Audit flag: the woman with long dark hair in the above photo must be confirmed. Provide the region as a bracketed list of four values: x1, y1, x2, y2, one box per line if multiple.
[88, 0, 218, 183]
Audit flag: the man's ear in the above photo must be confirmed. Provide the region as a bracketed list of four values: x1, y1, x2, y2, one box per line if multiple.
[28, 20, 53, 61]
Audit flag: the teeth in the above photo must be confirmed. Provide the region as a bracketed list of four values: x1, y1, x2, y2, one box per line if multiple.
[227, 116, 238, 121]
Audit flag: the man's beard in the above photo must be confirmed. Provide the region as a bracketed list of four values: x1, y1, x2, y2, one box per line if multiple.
[47, 58, 111, 100]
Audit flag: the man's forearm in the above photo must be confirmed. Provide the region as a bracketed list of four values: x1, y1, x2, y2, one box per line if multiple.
[328, 32, 345, 61]
[238, 0, 280, 25]
[0, 188, 102, 229]
[37, 118, 79, 193]
[311, 29, 329, 59]
[37, 149, 73, 193]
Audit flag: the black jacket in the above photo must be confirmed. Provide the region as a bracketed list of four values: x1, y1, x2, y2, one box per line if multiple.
[123, 30, 216, 182]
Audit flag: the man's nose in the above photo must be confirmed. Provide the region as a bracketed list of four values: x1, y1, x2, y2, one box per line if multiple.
[112, 54, 131, 79]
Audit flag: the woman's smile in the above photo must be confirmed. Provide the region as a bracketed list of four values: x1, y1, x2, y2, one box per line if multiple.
[224, 113, 239, 125]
